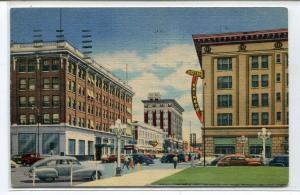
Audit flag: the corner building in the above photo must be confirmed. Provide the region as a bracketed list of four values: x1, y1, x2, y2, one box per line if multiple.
[10, 41, 134, 160]
[192, 29, 288, 157]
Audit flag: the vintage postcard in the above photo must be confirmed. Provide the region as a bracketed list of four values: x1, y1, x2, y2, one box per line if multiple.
[10, 7, 288, 187]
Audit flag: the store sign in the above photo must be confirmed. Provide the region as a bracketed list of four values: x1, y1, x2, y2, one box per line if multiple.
[186, 69, 204, 123]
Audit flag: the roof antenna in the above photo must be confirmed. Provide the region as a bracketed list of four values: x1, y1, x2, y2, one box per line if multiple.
[56, 8, 65, 46]
[81, 29, 93, 62]
[33, 29, 43, 48]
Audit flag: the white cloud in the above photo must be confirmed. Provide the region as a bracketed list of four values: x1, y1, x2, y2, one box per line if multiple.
[94, 43, 203, 142]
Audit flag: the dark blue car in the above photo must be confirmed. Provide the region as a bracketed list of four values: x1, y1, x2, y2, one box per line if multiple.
[131, 154, 154, 165]
[269, 155, 289, 167]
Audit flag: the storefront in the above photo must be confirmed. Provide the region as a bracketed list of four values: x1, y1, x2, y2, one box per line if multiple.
[248, 137, 272, 158]
[214, 137, 236, 155]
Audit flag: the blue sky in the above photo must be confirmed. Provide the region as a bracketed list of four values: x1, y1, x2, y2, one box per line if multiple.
[11, 8, 288, 139]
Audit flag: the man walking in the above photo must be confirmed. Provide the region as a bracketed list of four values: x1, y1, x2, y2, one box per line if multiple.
[122, 156, 130, 170]
[173, 155, 178, 169]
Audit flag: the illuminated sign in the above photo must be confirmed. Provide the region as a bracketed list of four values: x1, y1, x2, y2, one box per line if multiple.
[186, 69, 204, 123]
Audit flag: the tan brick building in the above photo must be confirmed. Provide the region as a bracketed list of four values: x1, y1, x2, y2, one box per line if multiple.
[10, 41, 134, 160]
[192, 29, 288, 157]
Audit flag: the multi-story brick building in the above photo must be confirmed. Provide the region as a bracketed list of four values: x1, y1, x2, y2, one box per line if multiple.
[142, 93, 184, 151]
[192, 29, 288, 157]
[10, 41, 134, 160]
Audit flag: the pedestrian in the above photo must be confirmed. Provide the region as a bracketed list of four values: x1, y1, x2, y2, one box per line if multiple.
[173, 155, 178, 169]
[188, 153, 192, 161]
[122, 156, 130, 170]
[129, 157, 135, 169]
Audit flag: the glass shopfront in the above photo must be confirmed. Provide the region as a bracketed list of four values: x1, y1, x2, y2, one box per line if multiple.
[18, 133, 36, 154]
[42, 133, 59, 155]
[214, 137, 236, 155]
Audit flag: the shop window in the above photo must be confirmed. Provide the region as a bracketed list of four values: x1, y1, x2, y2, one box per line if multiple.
[68, 139, 76, 155]
[18, 133, 36, 154]
[42, 133, 59, 155]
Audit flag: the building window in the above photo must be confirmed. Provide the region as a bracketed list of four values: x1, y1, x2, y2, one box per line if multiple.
[72, 81, 76, 92]
[19, 96, 27, 107]
[276, 73, 281, 82]
[252, 113, 259, 125]
[217, 113, 232, 126]
[43, 96, 50, 107]
[286, 73, 288, 86]
[43, 114, 50, 124]
[251, 75, 259, 88]
[217, 58, 232, 71]
[217, 95, 232, 107]
[19, 79, 27, 90]
[73, 117, 76, 126]
[79, 140, 85, 155]
[29, 114, 36, 124]
[52, 114, 59, 124]
[276, 92, 281, 101]
[18, 133, 36, 154]
[286, 92, 289, 106]
[28, 96, 36, 107]
[68, 114, 71, 125]
[251, 56, 259, 69]
[52, 95, 60, 106]
[251, 94, 259, 107]
[52, 77, 59, 89]
[68, 139, 76, 155]
[18, 63, 27, 72]
[276, 54, 281, 64]
[52, 59, 60, 71]
[42, 60, 50, 71]
[19, 115, 26, 125]
[72, 63, 77, 75]
[261, 55, 269, 68]
[28, 61, 36, 72]
[261, 112, 269, 125]
[217, 76, 232, 89]
[276, 112, 281, 121]
[72, 99, 76, 109]
[42, 133, 59, 155]
[261, 93, 269, 107]
[28, 78, 36, 90]
[43, 78, 50, 89]
[261, 74, 269, 87]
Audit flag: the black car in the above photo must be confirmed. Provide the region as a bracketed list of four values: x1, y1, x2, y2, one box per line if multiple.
[269, 155, 289, 167]
[131, 154, 154, 165]
[160, 153, 185, 163]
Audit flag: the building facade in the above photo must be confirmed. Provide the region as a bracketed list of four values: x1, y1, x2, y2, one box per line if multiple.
[192, 29, 288, 157]
[10, 41, 134, 160]
[142, 93, 184, 151]
[132, 121, 166, 153]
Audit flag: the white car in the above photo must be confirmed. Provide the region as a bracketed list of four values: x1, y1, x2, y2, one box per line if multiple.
[25, 156, 103, 182]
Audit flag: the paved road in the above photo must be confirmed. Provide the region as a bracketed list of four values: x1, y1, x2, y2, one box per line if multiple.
[11, 159, 194, 188]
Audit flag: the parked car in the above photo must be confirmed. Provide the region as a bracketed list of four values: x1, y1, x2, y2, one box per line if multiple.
[131, 154, 154, 165]
[11, 160, 20, 168]
[269, 155, 289, 167]
[24, 156, 103, 182]
[11, 155, 22, 164]
[217, 154, 262, 166]
[160, 153, 186, 163]
[101, 154, 125, 163]
[210, 155, 224, 166]
[20, 153, 43, 166]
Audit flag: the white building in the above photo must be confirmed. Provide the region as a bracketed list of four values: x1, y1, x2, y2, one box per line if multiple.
[132, 121, 166, 153]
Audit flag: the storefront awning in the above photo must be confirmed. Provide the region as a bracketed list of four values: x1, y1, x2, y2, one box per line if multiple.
[95, 143, 114, 148]
[249, 138, 272, 146]
[214, 138, 236, 146]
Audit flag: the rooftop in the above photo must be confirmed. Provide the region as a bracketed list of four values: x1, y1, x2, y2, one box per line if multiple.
[192, 28, 288, 46]
[11, 41, 133, 94]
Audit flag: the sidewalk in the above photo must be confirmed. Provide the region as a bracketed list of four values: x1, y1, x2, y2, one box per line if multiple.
[77, 168, 183, 187]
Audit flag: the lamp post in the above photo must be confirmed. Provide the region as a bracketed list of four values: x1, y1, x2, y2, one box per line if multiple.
[110, 119, 127, 176]
[238, 135, 248, 155]
[258, 128, 271, 165]
[31, 106, 40, 154]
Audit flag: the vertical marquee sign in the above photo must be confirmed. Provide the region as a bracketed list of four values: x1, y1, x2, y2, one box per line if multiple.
[185, 69, 205, 123]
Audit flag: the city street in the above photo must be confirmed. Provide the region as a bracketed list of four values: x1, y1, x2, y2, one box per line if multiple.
[11, 159, 194, 188]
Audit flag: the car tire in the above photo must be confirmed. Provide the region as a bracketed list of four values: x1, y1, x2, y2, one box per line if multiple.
[40, 177, 55, 182]
[90, 171, 101, 181]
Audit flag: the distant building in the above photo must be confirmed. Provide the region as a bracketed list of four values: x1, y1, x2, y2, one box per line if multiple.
[132, 121, 166, 153]
[142, 93, 184, 151]
[192, 29, 288, 157]
[10, 41, 134, 160]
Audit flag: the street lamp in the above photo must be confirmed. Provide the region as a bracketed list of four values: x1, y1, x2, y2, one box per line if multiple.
[237, 135, 248, 155]
[258, 128, 271, 165]
[31, 106, 40, 154]
[110, 119, 127, 176]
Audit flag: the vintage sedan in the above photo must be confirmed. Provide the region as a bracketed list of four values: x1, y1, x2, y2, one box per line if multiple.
[217, 154, 262, 166]
[24, 156, 103, 182]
